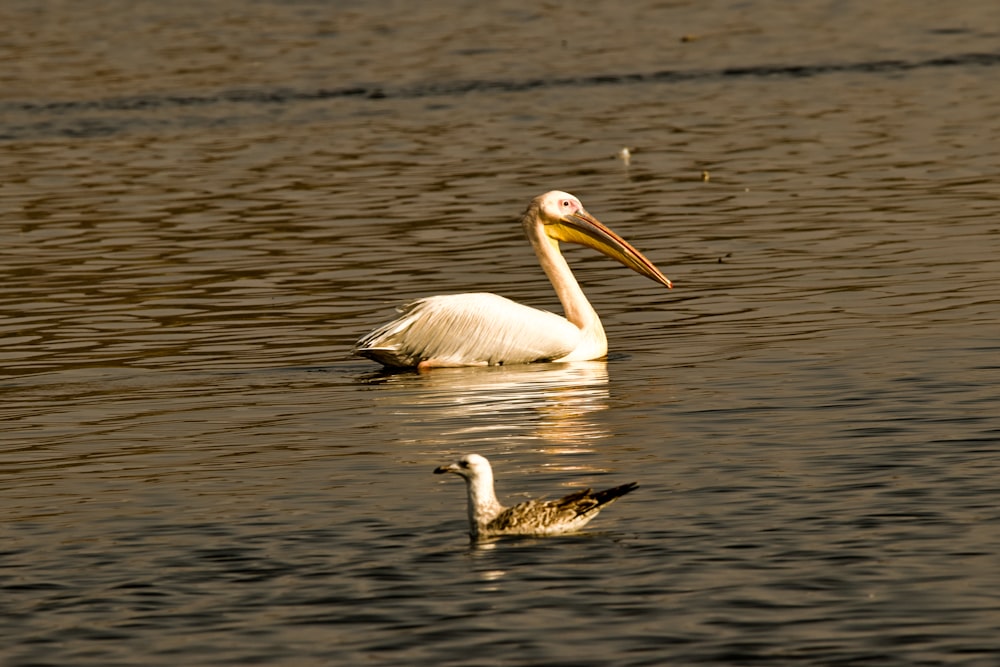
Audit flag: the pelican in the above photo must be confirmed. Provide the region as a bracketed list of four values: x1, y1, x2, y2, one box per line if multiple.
[353, 190, 672, 368]
[434, 453, 639, 540]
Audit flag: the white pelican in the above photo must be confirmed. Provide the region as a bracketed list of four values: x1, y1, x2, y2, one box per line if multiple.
[434, 453, 639, 540]
[353, 190, 672, 368]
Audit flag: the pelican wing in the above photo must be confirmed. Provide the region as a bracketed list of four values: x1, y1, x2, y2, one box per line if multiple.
[353, 293, 582, 368]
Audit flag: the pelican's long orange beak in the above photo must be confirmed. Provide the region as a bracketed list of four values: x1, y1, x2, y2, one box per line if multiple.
[548, 209, 673, 289]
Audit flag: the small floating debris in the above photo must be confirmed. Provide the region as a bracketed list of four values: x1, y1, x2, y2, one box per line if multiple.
[616, 146, 634, 166]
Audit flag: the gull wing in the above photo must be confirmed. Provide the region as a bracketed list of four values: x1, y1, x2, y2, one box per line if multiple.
[486, 482, 639, 536]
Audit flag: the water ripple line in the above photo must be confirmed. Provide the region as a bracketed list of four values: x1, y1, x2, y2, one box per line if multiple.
[2, 50, 999, 140]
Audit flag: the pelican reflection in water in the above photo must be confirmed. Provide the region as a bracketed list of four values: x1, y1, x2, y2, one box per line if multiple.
[353, 191, 672, 369]
[367, 362, 611, 449]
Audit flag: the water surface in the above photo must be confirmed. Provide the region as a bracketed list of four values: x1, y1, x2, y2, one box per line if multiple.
[2, 1, 999, 665]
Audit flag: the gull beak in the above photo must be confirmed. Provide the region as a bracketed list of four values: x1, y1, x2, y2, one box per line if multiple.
[550, 209, 673, 289]
[434, 463, 460, 475]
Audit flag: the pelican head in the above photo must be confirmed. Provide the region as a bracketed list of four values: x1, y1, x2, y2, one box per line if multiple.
[525, 190, 672, 289]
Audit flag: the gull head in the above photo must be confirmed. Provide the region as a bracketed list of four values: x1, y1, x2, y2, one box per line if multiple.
[434, 453, 492, 481]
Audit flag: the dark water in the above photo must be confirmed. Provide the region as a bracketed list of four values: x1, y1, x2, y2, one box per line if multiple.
[3, 1, 1000, 665]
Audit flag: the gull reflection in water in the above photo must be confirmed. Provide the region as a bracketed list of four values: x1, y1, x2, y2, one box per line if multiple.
[361, 361, 610, 452]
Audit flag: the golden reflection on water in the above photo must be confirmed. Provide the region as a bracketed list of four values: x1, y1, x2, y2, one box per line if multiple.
[365, 361, 610, 452]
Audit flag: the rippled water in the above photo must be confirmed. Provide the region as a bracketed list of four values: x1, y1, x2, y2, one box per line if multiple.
[3, 1, 1000, 665]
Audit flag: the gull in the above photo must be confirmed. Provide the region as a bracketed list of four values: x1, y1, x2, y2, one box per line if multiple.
[434, 453, 639, 540]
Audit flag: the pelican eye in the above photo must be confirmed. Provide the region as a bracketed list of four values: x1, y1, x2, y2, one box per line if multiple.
[459, 460, 470, 468]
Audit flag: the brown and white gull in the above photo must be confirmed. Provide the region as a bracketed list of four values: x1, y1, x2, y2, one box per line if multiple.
[434, 453, 638, 540]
